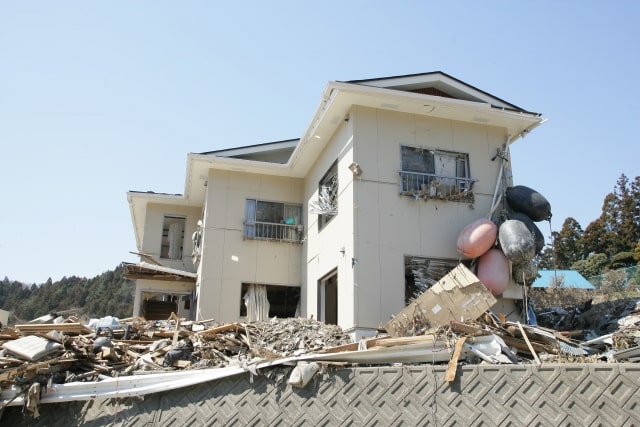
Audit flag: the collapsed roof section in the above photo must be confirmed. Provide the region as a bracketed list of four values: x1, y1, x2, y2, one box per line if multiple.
[123, 262, 197, 282]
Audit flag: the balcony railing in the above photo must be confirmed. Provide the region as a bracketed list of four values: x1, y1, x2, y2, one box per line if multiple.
[399, 171, 476, 202]
[244, 221, 303, 243]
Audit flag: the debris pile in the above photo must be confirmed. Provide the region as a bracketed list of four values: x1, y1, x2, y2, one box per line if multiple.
[1, 264, 639, 417]
[536, 297, 640, 337]
[0, 316, 352, 388]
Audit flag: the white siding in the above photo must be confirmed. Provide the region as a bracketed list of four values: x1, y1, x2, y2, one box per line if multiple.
[197, 170, 303, 322]
[320, 106, 511, 331]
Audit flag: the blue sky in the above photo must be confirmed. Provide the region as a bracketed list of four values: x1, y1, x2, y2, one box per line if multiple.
[1, 1, 639, 284]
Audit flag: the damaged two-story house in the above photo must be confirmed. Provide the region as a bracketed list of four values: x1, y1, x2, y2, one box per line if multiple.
[126, 72, 545, 339]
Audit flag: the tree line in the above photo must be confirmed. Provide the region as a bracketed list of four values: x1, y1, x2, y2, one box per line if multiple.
[537, 173, 640, 278]
[0, 264, 133, 322]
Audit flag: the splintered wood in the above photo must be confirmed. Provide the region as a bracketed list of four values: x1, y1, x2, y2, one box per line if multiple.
[384, 264, 496, 337]
[0, 316, 353, 388]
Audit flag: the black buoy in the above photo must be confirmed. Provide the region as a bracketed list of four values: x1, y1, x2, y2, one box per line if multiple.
[506, 185, 551, 222]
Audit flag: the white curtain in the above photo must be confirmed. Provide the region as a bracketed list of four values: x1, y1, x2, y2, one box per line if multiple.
[168, 222, 183, 260]
[245, 199, 256, 237]
[243, 284, 270, 322]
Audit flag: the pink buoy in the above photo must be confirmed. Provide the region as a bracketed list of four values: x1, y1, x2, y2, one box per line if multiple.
[477, 248, 510, 295]
[456, 219, 498, 259]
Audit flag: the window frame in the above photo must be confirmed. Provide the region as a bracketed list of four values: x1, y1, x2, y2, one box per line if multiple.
[244, 199, 303, 242]
[239, 283, 301, 319]
[399, 145, 475, 202]
[317, 160, 339, 230]
[160, 215, 186, 260]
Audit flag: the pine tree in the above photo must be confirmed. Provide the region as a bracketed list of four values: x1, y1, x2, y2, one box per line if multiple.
[554, 217, 583, 269]
[581, 217, 608, 258]
[612, 174, 640, 253]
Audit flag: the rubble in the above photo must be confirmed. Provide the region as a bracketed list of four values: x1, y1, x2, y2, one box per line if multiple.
[1, 267, 639, 419]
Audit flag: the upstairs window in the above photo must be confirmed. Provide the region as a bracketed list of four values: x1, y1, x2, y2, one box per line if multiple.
[311, 160, 338, 230]
[161, 216, 185, 260]
[400, 145, 475, 202]
[244, 200, 302, 242]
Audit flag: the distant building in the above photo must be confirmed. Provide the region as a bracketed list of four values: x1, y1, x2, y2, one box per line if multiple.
[125, 71, 546, 339]
[532, 270, 595, 290]
[0, 309, 8, 328]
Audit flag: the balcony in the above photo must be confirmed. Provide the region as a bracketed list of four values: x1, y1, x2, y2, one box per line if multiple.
[399, 171, 476, 203]
[244, 221, 304, 243]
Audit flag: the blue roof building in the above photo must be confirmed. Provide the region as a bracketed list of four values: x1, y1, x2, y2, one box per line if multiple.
[531, 270, 595, 290]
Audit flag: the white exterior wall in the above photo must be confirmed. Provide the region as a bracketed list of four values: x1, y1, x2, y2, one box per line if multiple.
[303, 120, 358, 330]
[302, 107, 515, 334]
[196, 170, 303, 322]
[140, 203, 201, 272]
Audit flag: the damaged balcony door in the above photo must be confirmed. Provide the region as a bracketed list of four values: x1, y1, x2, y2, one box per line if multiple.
[318, 270, 338, 325]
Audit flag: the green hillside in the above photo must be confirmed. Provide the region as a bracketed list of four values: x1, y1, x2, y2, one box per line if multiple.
[0, 264, 133, 323]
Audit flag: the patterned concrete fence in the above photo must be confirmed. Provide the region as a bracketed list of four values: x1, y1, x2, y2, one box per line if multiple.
[2, 363, 639, 426]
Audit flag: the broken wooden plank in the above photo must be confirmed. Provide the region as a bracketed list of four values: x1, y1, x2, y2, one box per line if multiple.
[450, 321, 491, 337]
[445, 337, 467, 382]
[124, 349, 142, 361]
[500, 335, 553, 355]
[85, 362, 113, 373]
[0, 355, 69, 382]
[370, 335, 439, 348]
[197, 323, 244, 335]
[151, 331, 190, 339]
[100, 347, 120, 362]
[15, 323, 93, 335]
[111, 339, 155, 345]
[517, 321, 541, 365]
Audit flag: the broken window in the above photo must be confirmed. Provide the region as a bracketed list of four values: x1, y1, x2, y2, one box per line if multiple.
[311, 161, 338, 230]
[160, 216, 185, 260]
[244, 200, 302, 242]
[399, 145, 474, 202]
[404, 256, 468, 304]
[240, 283, 301, 321]
[142, 292, 192, 320]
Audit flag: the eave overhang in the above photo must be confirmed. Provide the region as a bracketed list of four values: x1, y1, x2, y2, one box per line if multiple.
[123, 262, 197, 283]
[129, 76, 545, 246]
[287, 81, 544, 179]
[126, 191, 188, 251]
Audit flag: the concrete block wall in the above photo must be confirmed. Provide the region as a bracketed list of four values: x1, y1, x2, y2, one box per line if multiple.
[2, 363, 639, 426]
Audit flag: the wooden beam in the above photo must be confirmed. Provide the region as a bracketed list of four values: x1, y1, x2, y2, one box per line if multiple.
[517, 321, 541, 365]
[445, 337, 467, 382]
[197, 323, 244, 335]
[15, 323, 93, 335]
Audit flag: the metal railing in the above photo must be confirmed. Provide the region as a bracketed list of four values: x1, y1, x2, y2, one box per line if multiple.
[244, 222, 303, 243]
[399, 171, 476, 200]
